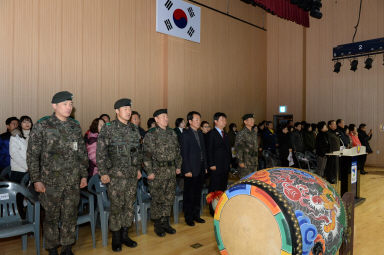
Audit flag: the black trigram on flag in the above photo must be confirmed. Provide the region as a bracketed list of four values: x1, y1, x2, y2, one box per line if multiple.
[188, 7, 195, 18]
[164, 19, 173, 31]
[165, 0, 173, 10]
[187, 27, 195, 37]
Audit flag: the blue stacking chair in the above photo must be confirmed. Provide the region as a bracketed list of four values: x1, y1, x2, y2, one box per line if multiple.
[0, 181, 40, 255]
[20, 173, 30, 187]
[173, 181, 183, 224]
[88, 174, 110, 247]
[136, 174, 151, 234]
[88, 174, 139, 246]
[200, 186, 209, 215]
[76, 190, 96, 248]
[0, 166, 11, 179]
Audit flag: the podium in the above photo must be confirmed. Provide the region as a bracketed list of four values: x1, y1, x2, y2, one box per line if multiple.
[326, 146, 366, 206]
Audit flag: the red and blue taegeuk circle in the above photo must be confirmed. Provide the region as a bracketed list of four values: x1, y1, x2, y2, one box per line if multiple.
[173, 9, 188, 29]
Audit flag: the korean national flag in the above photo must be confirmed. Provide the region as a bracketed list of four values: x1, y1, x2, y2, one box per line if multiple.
[156, 0, 201, 43]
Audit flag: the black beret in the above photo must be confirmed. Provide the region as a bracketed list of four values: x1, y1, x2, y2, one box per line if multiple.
[242, 113, 254, 121]
[114, 98, 131, 109]
[153, 109, 167, 117]
[51, 91, 73, 104]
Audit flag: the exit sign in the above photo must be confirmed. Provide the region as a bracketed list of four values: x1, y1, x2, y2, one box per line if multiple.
[279, 105, 287, 113]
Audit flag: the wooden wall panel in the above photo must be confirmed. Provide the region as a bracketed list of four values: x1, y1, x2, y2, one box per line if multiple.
[0, 0, 14, 125]
[167, 5, 266, 127]
[38, 0, 63, 117]
[306, 0, 384, 165]
[266, 13, 304, 121]
[62, 0, 83, 121]
[12, 0, 39, 120]
[118, 0, 137, 115]
[265, 0, 384, 166]
[229, 0, 265, 28]
[0, 0, 266, 133]
[100, 0, 120, 116]
[82, 0, 102, 130]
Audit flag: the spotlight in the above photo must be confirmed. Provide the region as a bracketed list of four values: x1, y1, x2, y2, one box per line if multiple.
[350, 59, 358, 72]
[364, 57, 373, 69]
[299, 0, 311, 11]
[333, 61, 341, 73]
[310, 0, 323, 19]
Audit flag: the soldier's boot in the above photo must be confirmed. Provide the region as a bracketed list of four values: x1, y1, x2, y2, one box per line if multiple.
[60, 245, 74, 255]
[154, 219, 166, 237]
[47, 248, 59, 255]
[161, 216, 176, 234]
[111, 230, 122, 252]
[121, 227, 137, 248]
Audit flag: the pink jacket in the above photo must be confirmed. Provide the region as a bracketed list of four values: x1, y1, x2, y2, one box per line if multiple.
[349, 133, 361, 147]
[86, 131, 99, 176]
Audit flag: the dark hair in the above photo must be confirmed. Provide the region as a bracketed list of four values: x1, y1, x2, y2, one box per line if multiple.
[175, 118, 184, 127]
[348, 124, 356, 132]
[317, 121, 326, 131]
[147, 118, 156, 129]
[279, 124, 288, 132]
[311, 123, 317, 131]
[6, 117, 19, 126]
[19, 116, 33, 139]
[265, 121, 272, 126]
[213, 112, 227, 122]
[294, 122, 301, 128]
[336, 119, 343, 125]
[229, 123, 237, 131]
[358, 123, 367, 130]
[99, 114, 110, 120]
[328, 120, 335, 126]
[201, 121, 209, 127]
[186, 112, 201, 122]
[301, 121, 307, 126]
[89, 118, 105, 133]
[131, 111, 140, 118]
[303, 123, 312, 132]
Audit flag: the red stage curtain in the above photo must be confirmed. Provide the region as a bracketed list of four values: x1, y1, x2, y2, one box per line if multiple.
[252, 0, 309, 27]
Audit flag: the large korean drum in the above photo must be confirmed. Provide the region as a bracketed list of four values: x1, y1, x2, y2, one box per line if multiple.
[214, 167, 347, 255]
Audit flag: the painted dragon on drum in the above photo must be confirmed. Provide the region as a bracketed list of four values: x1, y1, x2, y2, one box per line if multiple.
[214, 167, 347, 255]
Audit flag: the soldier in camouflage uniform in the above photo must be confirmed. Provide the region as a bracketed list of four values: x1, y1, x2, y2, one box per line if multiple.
[27, 91, 88, 255]
[143, 109, 182, 237]
[96, 98, 141, 252]
[235, 114, 259, 179]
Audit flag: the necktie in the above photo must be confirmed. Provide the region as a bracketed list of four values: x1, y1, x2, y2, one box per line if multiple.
[221, 130, 225, 139]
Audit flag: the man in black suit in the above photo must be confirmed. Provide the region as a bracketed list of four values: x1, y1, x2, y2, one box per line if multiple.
[207, 112, 231, 194]
[181, 111, 207, 226]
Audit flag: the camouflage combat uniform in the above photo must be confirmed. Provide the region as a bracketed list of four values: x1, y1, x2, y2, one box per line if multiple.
[143, 127, 182, 221]
[235, 127, 259, 178]
[27, 114, 88, 249]
[96, 119, 141, 231]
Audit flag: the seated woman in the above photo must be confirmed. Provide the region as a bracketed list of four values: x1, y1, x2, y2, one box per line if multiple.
[9, 116, 33, 183]
[85, 118, 105, 177]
